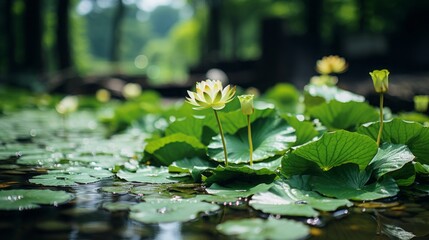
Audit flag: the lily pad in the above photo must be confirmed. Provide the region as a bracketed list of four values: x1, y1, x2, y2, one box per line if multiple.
[282, 114, 320, 146]
[208, 117, 296, 164]
[129, 198, 219, 223]
[117, 166, 178, 184]
[0, 189, 74, 210]
[216, 218, 310, 240]
[144, 133, 206, 166]
[312, 164, 399, 201]
[293, 130, 378, 171]
[203, 163, 278, 186]
[308, 100, 378, 130]
[29, 167, 113, 186]
[249, 180, 352, 217]
[206, 183, 273, 198]
[168, 157, 218, 182]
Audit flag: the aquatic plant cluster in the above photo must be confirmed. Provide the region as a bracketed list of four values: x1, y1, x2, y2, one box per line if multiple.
[1, 56, 429, 239]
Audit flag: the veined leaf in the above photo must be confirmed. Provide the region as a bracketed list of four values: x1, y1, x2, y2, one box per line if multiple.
[208, 117, 296, 164]
[309, 100, 378, 130]
[312, 164, 399, 201]
[293, 130, 378, 171]
[145, 133, 206, 166]
[369, 143, 415, 179]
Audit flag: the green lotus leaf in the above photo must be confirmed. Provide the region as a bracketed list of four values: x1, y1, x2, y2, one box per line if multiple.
[387, 162, 416, 186]
[281, 114, 320, 146]
[249, 180, 352, 217]
[30, 166, 114, 186]
[216, 218, 310, 240]
[203, 160, 279, 186]
[312, 164, 399, 201]
[415, 162, 429, 174]
[0, 189, 73, 210]
[369, 143, 415, 179]
[206, 183, 273, 198]
[129, 198, 219, 223]
[165, 116, 216, 145]
[208, 117, 296, 164]
[304, 84, 365, 108]
[358, 119, 429, 164]
[30, 173, 99, 186]
[117, 166, 178, 184]
[281, 153, 322, 178]
[16, 153, 63, 166]
[168, 157, 218, 182]
[293, 130, 378, 171]
[308, 100, 378, 130]
[144, 133, 206, 166]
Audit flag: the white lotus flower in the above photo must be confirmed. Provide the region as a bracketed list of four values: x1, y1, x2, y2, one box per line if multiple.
[186, 79, 236, 110]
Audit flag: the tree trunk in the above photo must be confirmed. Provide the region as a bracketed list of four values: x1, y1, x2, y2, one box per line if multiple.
[56, 0, 72, 71]
[23, 0, 43, 73]
[4, 0, 16, 75]
[110, 0, 125, 66]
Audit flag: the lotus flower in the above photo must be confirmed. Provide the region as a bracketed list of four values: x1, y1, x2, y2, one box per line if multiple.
[370, 69, 389, 93]
[238, 95, 254, 115]
[316, 55, 348, 75]
[186, 79, 236, 110]
[56, 96, 78, 115]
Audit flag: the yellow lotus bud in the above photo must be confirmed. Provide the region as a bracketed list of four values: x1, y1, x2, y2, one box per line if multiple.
[238, 95, 254, 115]
[370, 69, 389, 93]
[56, 96, 78, 115]
[96, 89, 111, 103]
[186, 79, 236, 110]
[123, 83, 142, 99]
[414, 95, 429, 112]
[316, 55, 348, 75]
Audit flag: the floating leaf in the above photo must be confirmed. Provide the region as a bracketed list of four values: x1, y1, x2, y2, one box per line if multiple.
[117, 166, 178, 184]
[216, 218, 310, 240]
[203, 161, 279, 186]
[208, 117, 296, 164]
[369, 143, 415, 179]
[29, 167, 113, 186]
[308, 100, 378, 130]
[206, 183, 273, 198]
[0, 189, 73, 210]
[129, 198, 219, 223]
[293, 130, 378, 171]
[312, 164, 399, 201]
[144, 133, 206, 166]
[168, 157, 217, 182]
[249, 181, 352, 217]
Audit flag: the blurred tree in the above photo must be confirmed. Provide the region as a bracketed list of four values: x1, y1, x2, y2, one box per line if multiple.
[56, 0, 72, 71]
[110, 0, 125, 66]
[23, 0, 44, 73]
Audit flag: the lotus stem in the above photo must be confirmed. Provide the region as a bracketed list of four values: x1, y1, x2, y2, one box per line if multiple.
[247, 115, 253, 166]
[376, 93, 384, 146]
[214, 110, 228, 166]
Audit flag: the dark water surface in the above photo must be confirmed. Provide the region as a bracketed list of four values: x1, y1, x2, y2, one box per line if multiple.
[1, 110, 429, 240]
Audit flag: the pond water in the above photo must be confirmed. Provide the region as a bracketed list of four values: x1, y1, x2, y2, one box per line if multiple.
[1, 110, 429, 240]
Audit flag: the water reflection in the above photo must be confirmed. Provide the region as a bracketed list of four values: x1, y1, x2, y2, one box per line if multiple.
[155, 222, 182, 240]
